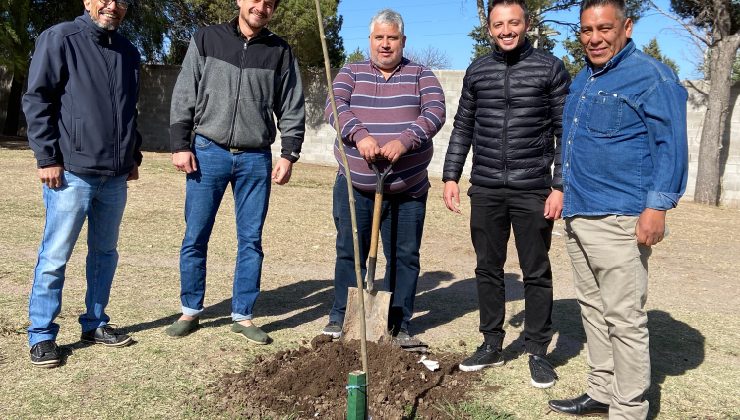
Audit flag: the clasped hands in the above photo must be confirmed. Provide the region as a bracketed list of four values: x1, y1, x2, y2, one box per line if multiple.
[356, 136, 407, 163]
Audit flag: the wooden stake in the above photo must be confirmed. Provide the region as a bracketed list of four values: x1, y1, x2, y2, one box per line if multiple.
[346, 371, 368, 420]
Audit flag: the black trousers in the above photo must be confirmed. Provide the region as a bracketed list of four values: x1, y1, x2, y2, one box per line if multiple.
[469, 186, 554, 355]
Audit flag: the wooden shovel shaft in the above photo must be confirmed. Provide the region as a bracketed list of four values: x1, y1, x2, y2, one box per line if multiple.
[366, 191, 383, 293]
[366, 162, 391, 293]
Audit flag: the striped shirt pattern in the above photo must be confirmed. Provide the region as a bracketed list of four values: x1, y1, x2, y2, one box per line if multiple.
[325, 59, 445, 197]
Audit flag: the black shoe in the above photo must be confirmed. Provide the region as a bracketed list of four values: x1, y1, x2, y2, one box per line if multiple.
[322, 321, 342, 339]
[30, 340, 60, 368]
[529, 354, 558, 388]
[459, 343, 504, 372]
[81, 325, 133, 347]
[548, 393, 609, 416]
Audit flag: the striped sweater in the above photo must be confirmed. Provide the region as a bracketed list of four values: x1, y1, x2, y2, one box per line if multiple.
[325, 59, 445, 197]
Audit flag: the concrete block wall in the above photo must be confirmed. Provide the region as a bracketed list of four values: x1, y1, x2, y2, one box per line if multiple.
[136, 65, 740, 208]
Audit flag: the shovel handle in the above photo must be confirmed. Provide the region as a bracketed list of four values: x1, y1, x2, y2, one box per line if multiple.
[366, 162, 391, 293]
[366, 191, 383, 292]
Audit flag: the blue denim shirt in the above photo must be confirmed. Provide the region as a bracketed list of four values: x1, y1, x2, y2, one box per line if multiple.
[561, 40, 688, 217]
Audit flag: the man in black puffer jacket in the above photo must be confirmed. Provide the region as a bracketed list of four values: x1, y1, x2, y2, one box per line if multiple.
[442, 0, 570, 389]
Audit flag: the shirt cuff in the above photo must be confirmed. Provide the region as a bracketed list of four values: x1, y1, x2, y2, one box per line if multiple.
[349, 128, 370, 145]
[646, 191, 680, 211]
[397, 132, 416, 150]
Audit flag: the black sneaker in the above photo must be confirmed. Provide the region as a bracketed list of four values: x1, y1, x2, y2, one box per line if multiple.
[459, 343, 504, 372]
[322, 321, 342, 339]
[81, 325, 133, 347]
[529, 354, 558, 388]
[30, 340, 61, 368]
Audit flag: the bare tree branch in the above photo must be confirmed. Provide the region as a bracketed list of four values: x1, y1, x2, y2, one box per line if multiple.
[646, 0, 711, 47]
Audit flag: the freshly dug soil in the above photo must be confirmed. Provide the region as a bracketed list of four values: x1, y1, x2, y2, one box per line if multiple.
[201, 335, 482, 419]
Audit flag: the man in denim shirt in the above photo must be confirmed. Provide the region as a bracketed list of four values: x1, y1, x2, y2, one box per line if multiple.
[548, 0, 688, 418]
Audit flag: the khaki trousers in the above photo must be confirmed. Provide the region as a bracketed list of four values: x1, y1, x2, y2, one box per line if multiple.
[565, 216, 652, 420]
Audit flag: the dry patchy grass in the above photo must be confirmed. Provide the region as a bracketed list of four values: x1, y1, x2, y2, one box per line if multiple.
[0, 148, 738, 419]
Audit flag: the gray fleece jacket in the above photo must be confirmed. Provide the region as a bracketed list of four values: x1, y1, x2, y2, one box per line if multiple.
[170, 19, 305, 162]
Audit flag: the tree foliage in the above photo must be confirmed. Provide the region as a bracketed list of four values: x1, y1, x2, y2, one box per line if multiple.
[270, 0, 344, 68]
[560, 36, 584, 77]
[343, 47, 366, 65]
[642, 37, 679, 75]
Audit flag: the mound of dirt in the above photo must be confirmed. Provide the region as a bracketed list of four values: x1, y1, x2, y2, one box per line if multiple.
[200, 335, 482, 419]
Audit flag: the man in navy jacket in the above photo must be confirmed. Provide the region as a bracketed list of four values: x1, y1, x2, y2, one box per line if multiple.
[22, 0, 142, 368]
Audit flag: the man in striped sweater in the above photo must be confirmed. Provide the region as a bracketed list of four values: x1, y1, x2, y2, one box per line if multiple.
[321, 9, 446, 343]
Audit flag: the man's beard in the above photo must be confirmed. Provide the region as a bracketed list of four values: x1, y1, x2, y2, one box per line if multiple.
[92, 11, 120, 30]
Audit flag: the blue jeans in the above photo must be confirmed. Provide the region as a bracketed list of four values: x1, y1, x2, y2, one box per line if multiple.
[28, 171, 128, 346]
[330, 174, 427, 332]
[179, 135, 271, 321]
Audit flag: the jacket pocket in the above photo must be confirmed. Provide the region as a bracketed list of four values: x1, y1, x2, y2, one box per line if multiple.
[586, 91, 623, 136]
[74, 118, 83, 151]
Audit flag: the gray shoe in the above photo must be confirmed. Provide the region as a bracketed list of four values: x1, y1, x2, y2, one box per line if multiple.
[322, 321, 342, 339]
[165, 318, 199, 338]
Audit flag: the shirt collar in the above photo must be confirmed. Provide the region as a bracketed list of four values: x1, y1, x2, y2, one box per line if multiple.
[230, 17, 273, 42]
[370, 57, 409, 77]
[586, 38, 636, 76]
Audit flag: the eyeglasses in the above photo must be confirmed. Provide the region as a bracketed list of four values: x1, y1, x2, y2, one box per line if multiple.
[100, 0, 131, 10]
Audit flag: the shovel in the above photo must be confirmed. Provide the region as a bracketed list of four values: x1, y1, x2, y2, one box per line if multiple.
[342, 161, 393, 342]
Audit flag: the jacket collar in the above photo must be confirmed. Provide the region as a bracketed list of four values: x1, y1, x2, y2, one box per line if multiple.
[77, 12, 118, 44]
[587, 38, 636, 75]
[491, 38, 533, 65]
[230, 17, 273, 42]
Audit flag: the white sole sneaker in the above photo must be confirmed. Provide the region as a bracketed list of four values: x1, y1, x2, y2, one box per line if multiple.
[458, 360, 504, 372]
[321, 330, 341, 339]
[531, 378, 556, 389]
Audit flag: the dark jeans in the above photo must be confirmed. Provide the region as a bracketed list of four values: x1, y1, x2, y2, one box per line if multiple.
[330, 174, 427, 332]
[469, 185, 554, 355]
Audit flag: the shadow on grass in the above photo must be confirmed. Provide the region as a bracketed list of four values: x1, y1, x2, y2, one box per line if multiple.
[510, 302, 704, 419]
[123, 279, 335, 335]
[646, 310, 704, 419]
[403, 271, 522, 337]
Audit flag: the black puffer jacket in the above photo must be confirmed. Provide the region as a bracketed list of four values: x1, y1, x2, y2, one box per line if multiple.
[443, 39, 570, 190]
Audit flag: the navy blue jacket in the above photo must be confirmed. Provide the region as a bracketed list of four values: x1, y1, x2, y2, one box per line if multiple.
[23, 12, 142, 176]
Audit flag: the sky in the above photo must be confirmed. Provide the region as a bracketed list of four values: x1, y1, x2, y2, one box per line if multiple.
[337, 0, 703, 81]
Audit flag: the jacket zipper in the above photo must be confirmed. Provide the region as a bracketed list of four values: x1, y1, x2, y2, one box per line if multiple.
[502, 63, 511, 186]
[228, 41, 247, 148]
[101, 36, 120, 173]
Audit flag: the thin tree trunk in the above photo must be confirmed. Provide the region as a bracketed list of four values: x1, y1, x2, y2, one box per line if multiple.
[2, 69, 24, 137]
[694, 34, 740, 205]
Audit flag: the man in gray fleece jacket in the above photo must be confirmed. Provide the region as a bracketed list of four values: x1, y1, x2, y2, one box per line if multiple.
[166, 0, 305, 344]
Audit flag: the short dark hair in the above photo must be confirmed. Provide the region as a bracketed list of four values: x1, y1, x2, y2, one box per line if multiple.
[487, 0, 529, 23]
[580, 0, 627, 20]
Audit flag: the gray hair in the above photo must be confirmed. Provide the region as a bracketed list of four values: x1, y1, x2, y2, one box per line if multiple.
[369, 9, 404, 35]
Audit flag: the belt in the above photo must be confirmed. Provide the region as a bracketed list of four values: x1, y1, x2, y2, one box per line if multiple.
[215, 143, 249, 154]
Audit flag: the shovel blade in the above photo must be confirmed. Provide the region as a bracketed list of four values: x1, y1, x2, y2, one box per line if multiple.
[342, 287, 392, 342]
